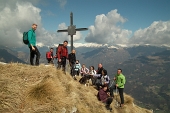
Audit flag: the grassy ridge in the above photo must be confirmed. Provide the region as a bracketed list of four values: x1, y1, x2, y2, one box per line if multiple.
[0, 63, 152, 113]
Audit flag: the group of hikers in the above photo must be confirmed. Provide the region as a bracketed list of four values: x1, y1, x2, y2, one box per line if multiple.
[26, 24, 126, 111]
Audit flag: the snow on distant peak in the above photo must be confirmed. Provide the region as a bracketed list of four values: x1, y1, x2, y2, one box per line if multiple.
[37, 42, 45, 47]
[161, 44, 170, 48]
[73, 43, 103, 48]
[116, 44, 128, 47]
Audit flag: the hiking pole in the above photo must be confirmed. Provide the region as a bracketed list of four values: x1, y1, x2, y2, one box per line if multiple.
[109, 80, 115, 89]
[114, 84, 120, 108]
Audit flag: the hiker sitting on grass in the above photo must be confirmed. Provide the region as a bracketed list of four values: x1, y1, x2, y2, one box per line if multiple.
[92, 63, 104, 86]
[46, 48, 54, 64]
[95, 69, 110, 90]
[88, 66, 97, 85]
[97, 85, 113, 110]
[80, 64, 89, 76]
[74, 60, 81, 76]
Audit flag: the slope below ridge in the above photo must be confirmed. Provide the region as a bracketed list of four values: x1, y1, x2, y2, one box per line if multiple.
[0, 63, 152, 113]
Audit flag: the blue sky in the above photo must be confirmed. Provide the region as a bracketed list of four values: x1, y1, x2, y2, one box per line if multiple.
[0, 0, 170, 47]
[39, 0, 170, 32]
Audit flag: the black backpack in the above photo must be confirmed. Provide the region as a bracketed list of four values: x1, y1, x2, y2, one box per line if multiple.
[23, 30, 32, 45]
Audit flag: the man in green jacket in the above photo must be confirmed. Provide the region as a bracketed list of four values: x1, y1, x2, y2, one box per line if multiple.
[28, 24, 40, 66]
[109, 69, 126, 107]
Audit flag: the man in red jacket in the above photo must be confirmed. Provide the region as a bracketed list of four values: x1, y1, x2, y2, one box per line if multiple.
[57, 40, 68, 73]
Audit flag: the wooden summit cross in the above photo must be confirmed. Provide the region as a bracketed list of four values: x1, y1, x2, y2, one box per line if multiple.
[57, 12, 88, 51]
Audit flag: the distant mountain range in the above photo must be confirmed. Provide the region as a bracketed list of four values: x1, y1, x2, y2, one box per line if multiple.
[0, 44, 170, 112]
[0, 46, 26, 63]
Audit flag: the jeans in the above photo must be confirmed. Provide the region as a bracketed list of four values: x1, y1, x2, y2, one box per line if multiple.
[118, 88, 124, 104]
[47, 58, 53, 64]
[69, 62, 75, 76]
[57, 57, 66, 72]
[110, 85, 124, 104]
[106, 97, 113, 105]
[29, 46, 40, 66]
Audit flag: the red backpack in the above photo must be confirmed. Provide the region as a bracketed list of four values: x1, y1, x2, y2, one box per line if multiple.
[46, 52, 51, 59]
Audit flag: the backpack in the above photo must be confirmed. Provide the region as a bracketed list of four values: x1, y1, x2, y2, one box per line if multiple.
[46, 52, 51, 59]
[55, 44, 63, 58]
[23, 30, 32, 45]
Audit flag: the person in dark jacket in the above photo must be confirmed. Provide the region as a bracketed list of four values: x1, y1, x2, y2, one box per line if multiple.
[68, 49, 76, 78]
[28, 23, 40, 66]
[94, 63, 104, 89]
[57, 40, 68, 73]
[97, 63, 104, 75]
[98, 85, 113, 110]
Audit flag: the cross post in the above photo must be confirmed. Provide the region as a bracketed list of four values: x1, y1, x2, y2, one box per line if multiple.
[57, 12, 88, 51]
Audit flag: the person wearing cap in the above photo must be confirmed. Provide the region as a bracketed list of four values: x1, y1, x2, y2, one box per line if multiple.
[28, 23, 40, 66]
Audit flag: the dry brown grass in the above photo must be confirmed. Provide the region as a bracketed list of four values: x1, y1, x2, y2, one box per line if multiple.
[0, 63, 152, 113]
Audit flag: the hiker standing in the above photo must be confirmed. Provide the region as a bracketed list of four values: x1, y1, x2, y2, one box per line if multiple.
[68, 50, 76, 77]
[57, 40, 68, 73]
[28, 24, 40, 66]
[110, 69, 126, 107]
[46, 48, 54, 64]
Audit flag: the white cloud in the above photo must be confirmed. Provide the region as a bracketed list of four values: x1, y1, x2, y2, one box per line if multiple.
[85, 9, 132, 45]
[129, 21, 170, 45]
[74, 43, 103, 48]
[57, 0, 67, 8]
[0, 0, 82, 48]
[0, 1, 42, 47]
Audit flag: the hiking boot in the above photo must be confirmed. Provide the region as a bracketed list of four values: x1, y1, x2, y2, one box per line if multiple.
[120, 104, 124, 107]
[73, 77, 77, 80]
[105, 105, 112, 111]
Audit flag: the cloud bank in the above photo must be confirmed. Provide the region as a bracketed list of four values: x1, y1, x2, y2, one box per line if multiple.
[85, 9, 170, 47]
[85, 9, 132, 45]
[0, 0, 82, 47]
[0, 1, 170, 48]
[129, 21, 170, 45]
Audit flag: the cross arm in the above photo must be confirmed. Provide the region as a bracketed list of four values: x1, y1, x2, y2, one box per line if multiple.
[57, 29, 68, 32]
[75, 28, 88, 31]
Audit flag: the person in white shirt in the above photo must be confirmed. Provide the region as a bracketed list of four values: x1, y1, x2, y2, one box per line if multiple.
[89, 66, 96, 75]
[88, 66, 97, 85]
[80, 64, 89, 76]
